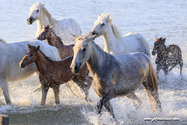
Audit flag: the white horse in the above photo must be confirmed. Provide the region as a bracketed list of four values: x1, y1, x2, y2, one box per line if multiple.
[27, 2, 82, 44]
[0, 38, 61, 104]
[89, 13, 150, 57]
[70, 34, 161, 120]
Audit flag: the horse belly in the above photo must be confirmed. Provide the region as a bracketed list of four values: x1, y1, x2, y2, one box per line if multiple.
[7, 63, 37, 82]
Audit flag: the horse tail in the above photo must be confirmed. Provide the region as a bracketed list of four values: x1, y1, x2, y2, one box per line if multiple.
[143, 62, 162, 112]
[66, 81, 82, 98]
[0, 38, 7, 44]
[136, 33, 150, 57]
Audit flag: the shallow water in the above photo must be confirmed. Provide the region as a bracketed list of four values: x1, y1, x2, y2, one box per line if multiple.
[0, 0, 187, 125]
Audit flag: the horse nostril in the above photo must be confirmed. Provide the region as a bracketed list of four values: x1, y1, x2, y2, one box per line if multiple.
[21, 63, 25, 68]
[74, 66, 78, 71]
[92, 32, 95, 35]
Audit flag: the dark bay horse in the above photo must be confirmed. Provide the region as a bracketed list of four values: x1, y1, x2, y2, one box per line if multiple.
[37, 25, 74, 59]
[152, 37, 183, 78]
[20, 44, 92, 105]
[70, 34, 162, 120]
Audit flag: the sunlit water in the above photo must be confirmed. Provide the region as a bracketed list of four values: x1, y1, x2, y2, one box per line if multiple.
[0, 0, 187, 124]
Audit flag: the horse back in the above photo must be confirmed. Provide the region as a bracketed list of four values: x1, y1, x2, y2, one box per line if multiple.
[166, 44, 182, 60]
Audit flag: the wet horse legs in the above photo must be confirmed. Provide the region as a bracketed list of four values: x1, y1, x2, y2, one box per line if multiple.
[52, 85, 60, 104]
[97, 87, 116, 119]
[126, 92, 142, 109]
[41, 85, 49, 105]
[0, 78, 11, 104]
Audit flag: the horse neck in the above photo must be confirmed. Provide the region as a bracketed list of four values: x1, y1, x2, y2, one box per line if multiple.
[47, 30, 63, 47]
[157, 45, 167, 58]
[86, 41, 108, 75]
[36, 13, 54, 37]
[35, 50, 52, 74]
[102, 23, 121, 53]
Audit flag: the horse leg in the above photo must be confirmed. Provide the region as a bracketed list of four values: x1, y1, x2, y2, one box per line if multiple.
[126, 92, 142, 109]
[104, 101, 116, 121]
[179, 59, 183, 77]
[72, 76, 90, 102]
[143, 81, 162, 112]
[156, 65, 161, 79]
[41, 85, 49, 105]
[52, 85, 60, 105]
[97, 88, 116, 116]
[0, 78, 11, 104]
[168, 63, 177, 72]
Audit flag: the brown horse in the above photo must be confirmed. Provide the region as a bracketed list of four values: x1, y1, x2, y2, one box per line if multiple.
[152, 37, 183, 78]
[37, 25, 74, 59]
[37, 25, 89, 97]
[20, 44, 92, 105]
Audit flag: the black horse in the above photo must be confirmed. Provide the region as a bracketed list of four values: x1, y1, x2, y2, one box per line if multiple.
[152, 37, 183, 78]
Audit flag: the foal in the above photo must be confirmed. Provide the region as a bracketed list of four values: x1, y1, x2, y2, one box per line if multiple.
[37, 25, 92, 98]
[20, 44, 92, 105]
[152, 37, 183, 77]
[37, 25, 74, 59]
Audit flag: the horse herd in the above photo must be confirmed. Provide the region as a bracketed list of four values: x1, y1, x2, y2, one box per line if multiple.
[0, 2, 183, 120]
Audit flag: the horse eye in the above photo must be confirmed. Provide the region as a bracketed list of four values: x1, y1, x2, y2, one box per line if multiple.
[36, 10, 39, 12]
[101, 23, 105, 26]
[82, 48, 86, 51]
[30, 53, 33, 57]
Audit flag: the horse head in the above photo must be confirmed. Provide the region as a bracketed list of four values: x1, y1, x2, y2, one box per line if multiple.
[89, 13, 111, 37]
[70, 34, 96, 74]
[152, 36, 166, 56]
[27, 3, 44, 25]
[19, 44, 40, 68]
[37, 25, 52, 40]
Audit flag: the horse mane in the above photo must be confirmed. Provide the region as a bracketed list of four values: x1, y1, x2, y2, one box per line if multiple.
[0, 38, 7, 44]
[100, 13, 122, 39]
[40, 4, 58, 26]
[38, 49, 53, 62]
[50, 29, 64, 45]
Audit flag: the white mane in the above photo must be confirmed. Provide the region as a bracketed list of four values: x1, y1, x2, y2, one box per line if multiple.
[0, 38, 7, 44]
[100, 13, 122, 39]
[40, 4, 58, 26]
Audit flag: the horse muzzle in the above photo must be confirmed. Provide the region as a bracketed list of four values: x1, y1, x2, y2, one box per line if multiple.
[152, 50, 157, 56]
[70, 64, 80, 74]
[19, 61, 26, 68]
[89, 31, 99, 37]
[27, 17, 35, 25]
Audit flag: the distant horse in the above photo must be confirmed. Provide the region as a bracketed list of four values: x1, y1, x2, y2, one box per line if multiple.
[20, 44, 92, 105]
[70, 34, 161, 120]
[0, 38, 61, 104]
[37, 25, 74, 59]
[89, 13, 150, 56]
[27, 2, 82, 44]
[152, 37, 183, 77]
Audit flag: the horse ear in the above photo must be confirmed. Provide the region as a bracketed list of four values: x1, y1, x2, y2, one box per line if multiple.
[71, 34, 79, 40]
[98, 14, 101, 18]
[163, 37, 166, 41]
[49, 25, 54, 29]
[37, 45, 40, 50]
[107, 13, 110, 19]
[28, 43, 32, 49]
[41, 4, 45, 7]
[155, 36, 159, 41]
[42, 24, 45, 28]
